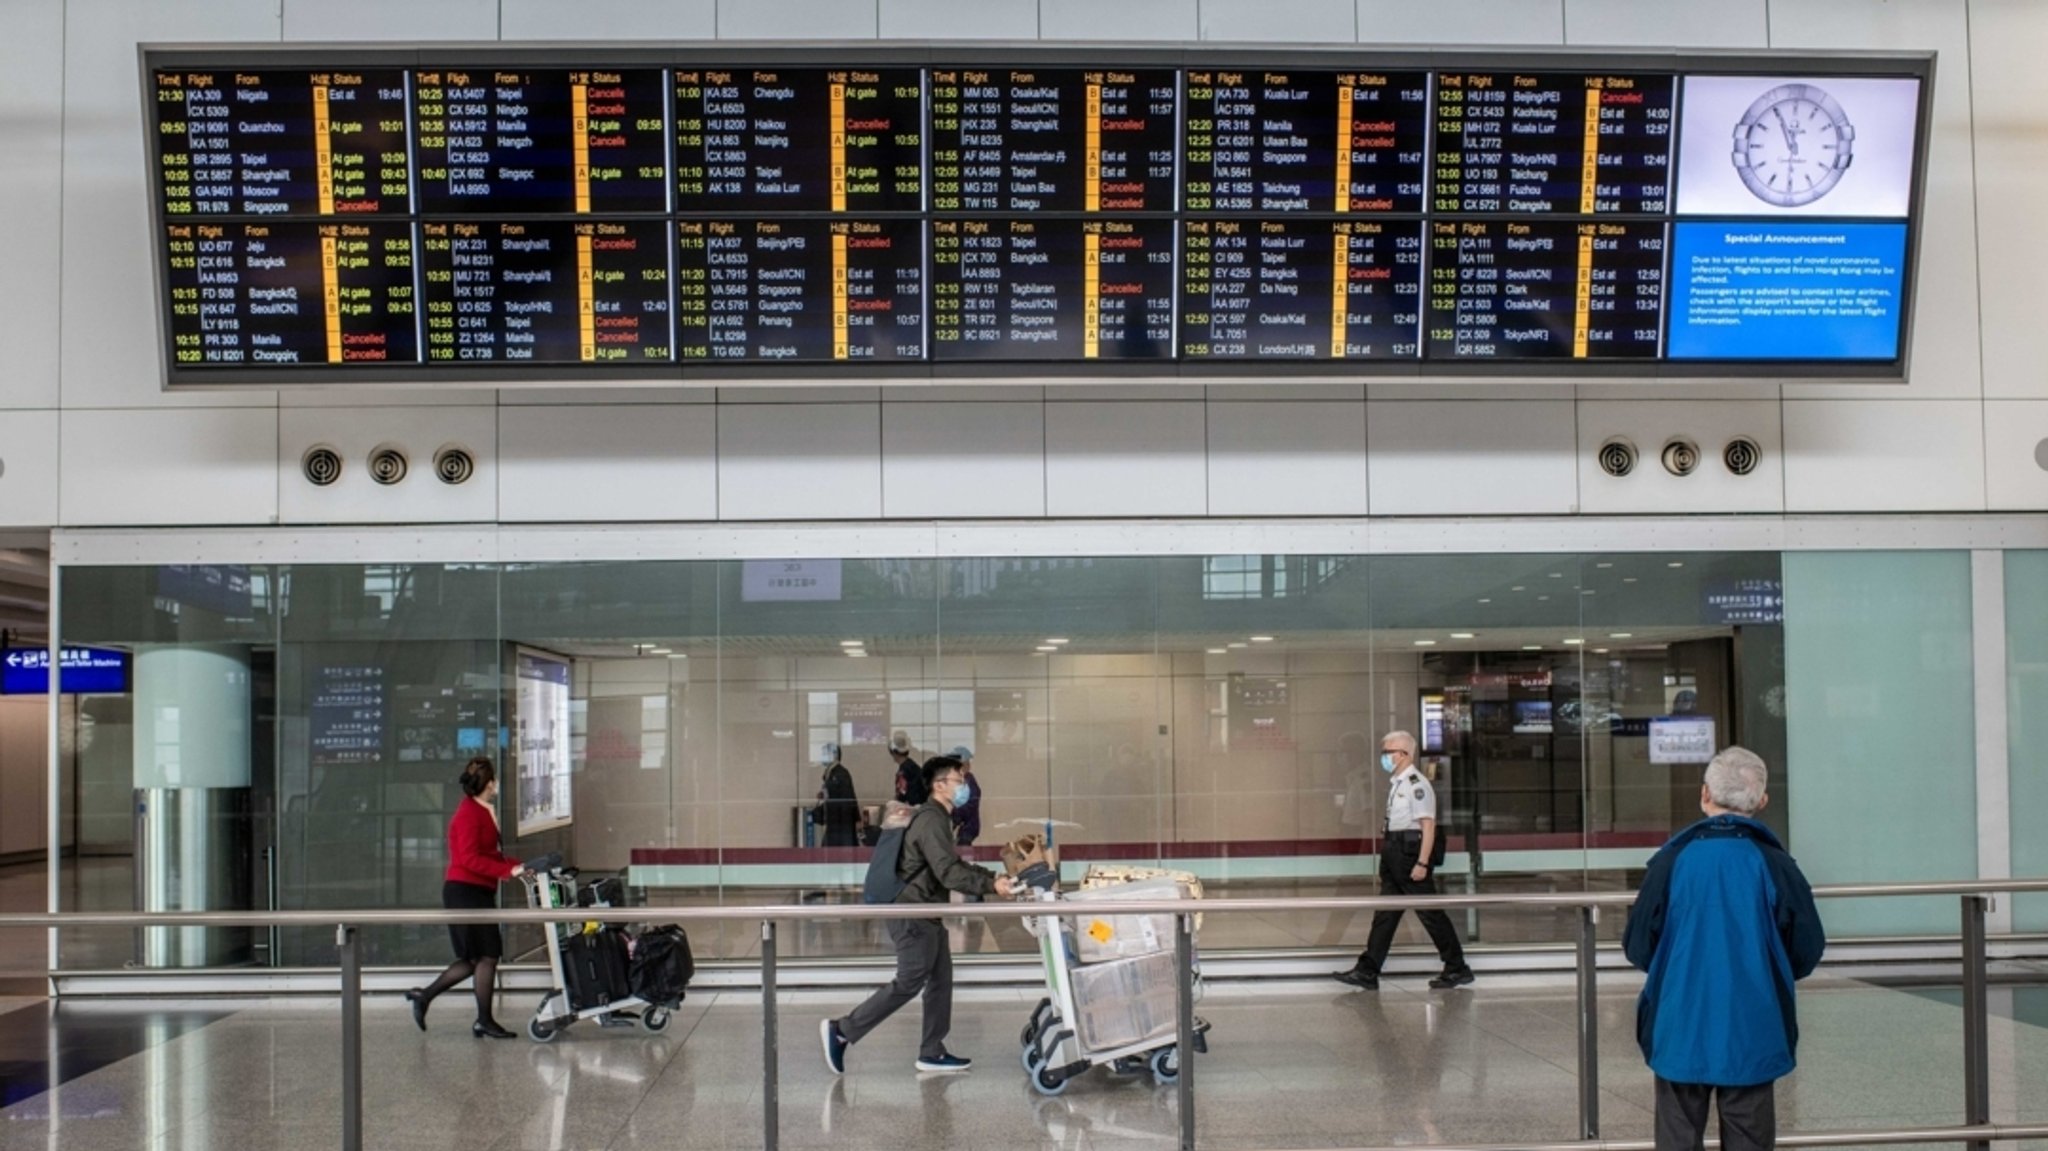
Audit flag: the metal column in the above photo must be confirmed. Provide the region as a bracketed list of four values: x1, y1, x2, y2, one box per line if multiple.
[1962, 895, 1990, 1151]
[337, 924, 362, 1151]
[762, 919, 779, 1151]
[1175, 911, 1196, 1151]
[1576, 906, 1599, 1140]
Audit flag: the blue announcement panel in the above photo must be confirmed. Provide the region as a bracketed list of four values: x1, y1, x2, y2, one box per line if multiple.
[1, 647, 131, 695]
[1666, 222, 1908, 360]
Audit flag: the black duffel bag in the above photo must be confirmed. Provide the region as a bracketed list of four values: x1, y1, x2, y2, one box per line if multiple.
[630, 926, 694, 1008]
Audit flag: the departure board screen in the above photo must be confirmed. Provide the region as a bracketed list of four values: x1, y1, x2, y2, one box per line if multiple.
[1183, 69, 1430, 214]
[144, 48, 1932, 384]
[676, 218, 925, 362]
[675, 68, 925, 213]
[930, 69, 1178, 213]
[931, 218, 1177, 360]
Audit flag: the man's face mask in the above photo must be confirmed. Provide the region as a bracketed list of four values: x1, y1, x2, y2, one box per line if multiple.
[1380, 753, 1400, 774]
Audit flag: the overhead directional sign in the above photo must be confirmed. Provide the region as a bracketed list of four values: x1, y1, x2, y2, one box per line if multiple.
[0, 647, 133, 695]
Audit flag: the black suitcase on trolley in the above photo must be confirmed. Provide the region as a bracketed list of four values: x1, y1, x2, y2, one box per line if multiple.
[562, 929, 632, 1011]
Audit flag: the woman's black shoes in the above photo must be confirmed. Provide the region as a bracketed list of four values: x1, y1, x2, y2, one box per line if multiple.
[405, 989, 428, 1032]
[472, 1020, 515, 1039]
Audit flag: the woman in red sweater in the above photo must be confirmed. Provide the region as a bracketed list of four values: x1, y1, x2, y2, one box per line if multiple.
[406, 757, 524, 1039]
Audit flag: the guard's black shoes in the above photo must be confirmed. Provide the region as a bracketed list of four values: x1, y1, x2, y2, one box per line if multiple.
[1332, 967, 1379, 990]
[1428, 970, 1476, 990]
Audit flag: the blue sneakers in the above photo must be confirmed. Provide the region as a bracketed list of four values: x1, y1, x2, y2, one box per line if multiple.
[914, 1051, 972, 1073]
[820, 1020, 847, 1076]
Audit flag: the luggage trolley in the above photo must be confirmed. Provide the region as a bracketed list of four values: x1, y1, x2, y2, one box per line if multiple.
[1018, 880, 1211, 1096]
[520, 861, 686, 1043]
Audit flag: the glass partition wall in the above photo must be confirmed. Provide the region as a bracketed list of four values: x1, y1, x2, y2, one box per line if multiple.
[54, 550, 1797, 970]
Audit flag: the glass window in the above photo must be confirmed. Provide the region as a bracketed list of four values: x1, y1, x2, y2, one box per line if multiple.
[2007, 551, 2048, 930]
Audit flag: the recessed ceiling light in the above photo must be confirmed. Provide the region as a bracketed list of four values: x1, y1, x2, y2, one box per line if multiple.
[1207, 648, 1227, 655]
[1609, 632, 1633, 639]
[1667, 561, 1685, 569]
[1548, 572, 1563, 579]
[1581, 589, 1596, 596]
[1596, 562, 1614, 569]
[1537, 595, 1550, 601]
[1045, 638, 1069, 646]
[1594, 648, 1610, 654]
[1563, 638, 1585, 645]
[1036, 646, 1058, 652]
[1477, 598, 1492, 604]
[1250, 636, 1275, 643]
[1451, 632, 1476, 639]
[1623, 577, 1638, 584]
[1413, 639, 1437, 647]
[1510, 586, 1525, 592]
[839, 640, 863, 647]
[1227, 642, 1248, 649]
[1522, 644, 1544, 651]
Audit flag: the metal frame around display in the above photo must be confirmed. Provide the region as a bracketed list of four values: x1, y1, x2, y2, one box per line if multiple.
[140, 41, 1936, 388]
[5, 879, 2046, 1151]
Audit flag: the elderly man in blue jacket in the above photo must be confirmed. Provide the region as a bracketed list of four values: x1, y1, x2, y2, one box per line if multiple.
[1623, 746, 1825, 1151]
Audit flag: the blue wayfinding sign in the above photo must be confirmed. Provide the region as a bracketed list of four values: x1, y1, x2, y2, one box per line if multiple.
[0, 647, 132, 695]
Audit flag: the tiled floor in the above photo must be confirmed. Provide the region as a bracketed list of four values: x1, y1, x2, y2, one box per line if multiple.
[2, 970, 2047, 1151]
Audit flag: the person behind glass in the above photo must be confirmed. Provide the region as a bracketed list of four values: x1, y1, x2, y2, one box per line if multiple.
[820, 756, 1014, 1075]
[813, 742, 861, 847]
[1333, 731, 1475, 991]
[946, 745, 983, 847]
[407, 756, 524, 1039]
[889, 730, 927, 807]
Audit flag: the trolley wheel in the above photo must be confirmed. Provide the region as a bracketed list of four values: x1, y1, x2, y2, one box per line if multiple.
[526, 1016, 559, 1044]
[1110, 1054, 1147, 1075]
[640, 1007, 671, 1034]
[1031, 1064, 1069, 1096]
[1022, 1041, 1044, 1073]
[1150, 1046, 1180, 1085]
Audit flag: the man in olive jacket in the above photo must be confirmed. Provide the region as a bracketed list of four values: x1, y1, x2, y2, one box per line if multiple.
[823, 756, 1013, 1074]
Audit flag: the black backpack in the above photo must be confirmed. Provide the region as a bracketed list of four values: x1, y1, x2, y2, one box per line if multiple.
[862, 811, 934, 904]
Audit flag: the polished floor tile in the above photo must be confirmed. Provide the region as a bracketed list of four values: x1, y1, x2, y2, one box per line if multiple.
[0, 974, 2045, 1150]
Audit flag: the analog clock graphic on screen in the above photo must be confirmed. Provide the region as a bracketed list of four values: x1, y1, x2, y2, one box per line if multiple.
[1730, 83, 1856, 207]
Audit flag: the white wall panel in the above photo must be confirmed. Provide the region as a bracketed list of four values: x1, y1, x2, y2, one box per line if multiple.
[1983, 401, 2048, 511]
[1045, 401, 1206, 517]
[1366, 400, 1578, 515]
[716, 0, 878, 39]
[60, 408, 278, 526]
[1355, 0, 1564, 44]
[61, 0, 282, 411]
[1773, 0, 1982, 401]
[0, 411, 59, 527]
[0, 0, 64, 409]
[881, 402, 1044, 518]
[501, 387, 714, 406]
[1966, 0, 2048, 399]
[281, 0, 496, 39]
[1207, 401, 1368, 516]
[718, 404, 882, 520]
[500, 405, 718, 523]
[279, 388, 494, 409]
[277, 407, 497, 524]
[500, 0, 718, 39]
[880, 0, 1037, 38]
[1200, 0, 1354, 43]
[1041, 0, 1198, 40]
[1782, 398, 1984, 511]
[1575, 401, 1785, 514]
[1563, 0, 1767, 47]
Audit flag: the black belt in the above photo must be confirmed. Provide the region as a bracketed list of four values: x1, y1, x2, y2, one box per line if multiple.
[1388, 829, 1422, 839]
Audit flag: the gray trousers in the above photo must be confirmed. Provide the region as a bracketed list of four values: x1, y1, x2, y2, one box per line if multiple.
[836, 918, 952, 1060]
[1655, 1077, 1777, 1151]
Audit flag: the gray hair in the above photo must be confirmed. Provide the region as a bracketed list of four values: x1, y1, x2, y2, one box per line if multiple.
[1705, 746, 1769, 814]
[1381, 730, 1418, 756]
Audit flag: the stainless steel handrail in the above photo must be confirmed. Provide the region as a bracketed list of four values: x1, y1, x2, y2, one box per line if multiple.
[7, 878, 2046, 1151]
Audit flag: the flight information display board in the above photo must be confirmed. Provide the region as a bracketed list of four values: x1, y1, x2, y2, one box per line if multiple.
[143, 48, 1933, 384]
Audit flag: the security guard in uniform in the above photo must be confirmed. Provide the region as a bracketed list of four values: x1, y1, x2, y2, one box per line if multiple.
[1333, 730, 1476, 991]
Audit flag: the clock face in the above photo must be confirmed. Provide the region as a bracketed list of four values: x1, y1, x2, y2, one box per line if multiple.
[1730, 83, 1856, 207]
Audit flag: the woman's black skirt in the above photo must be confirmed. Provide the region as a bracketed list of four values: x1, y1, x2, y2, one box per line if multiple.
[442, 880, 503, 961]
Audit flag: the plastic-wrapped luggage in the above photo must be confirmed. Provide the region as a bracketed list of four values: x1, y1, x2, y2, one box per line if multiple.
[628, 926, 694, 1009]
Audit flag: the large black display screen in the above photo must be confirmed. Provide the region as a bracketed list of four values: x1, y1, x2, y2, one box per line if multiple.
[145, 48, 1933, 384]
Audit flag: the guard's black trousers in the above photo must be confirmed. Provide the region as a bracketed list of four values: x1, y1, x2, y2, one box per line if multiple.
[1654, 1077, 1776, 1151]
[1355, 837, 1470, 976]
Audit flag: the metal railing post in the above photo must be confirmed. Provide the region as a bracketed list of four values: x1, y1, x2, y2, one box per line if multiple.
[337, 923, 362, 1151]
[1176, 910, 1196, 1151]
[1961, 895, 1989, 1151]
[761, 918, 778, 1151]
[1576, 906, 1599, 1140]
